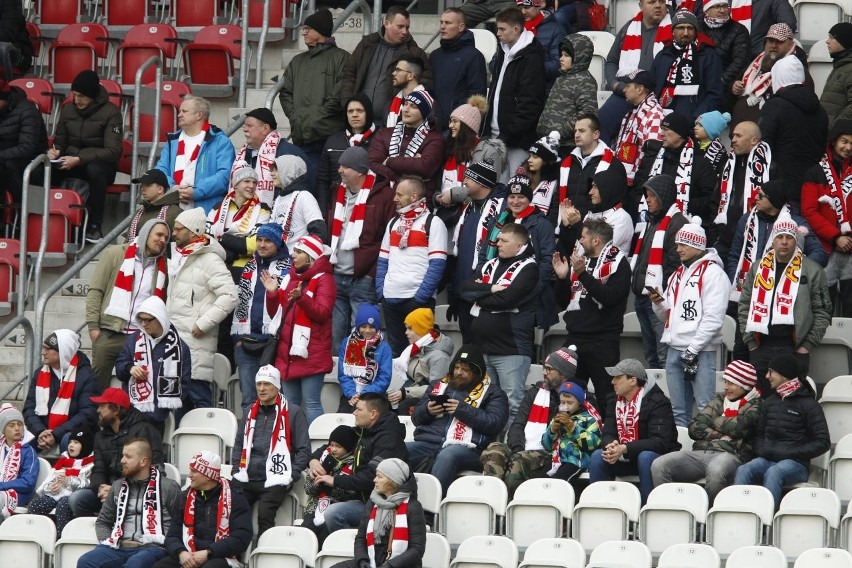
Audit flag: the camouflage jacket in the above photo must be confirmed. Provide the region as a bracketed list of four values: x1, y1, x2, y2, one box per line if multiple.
[688, 392, 761, 461]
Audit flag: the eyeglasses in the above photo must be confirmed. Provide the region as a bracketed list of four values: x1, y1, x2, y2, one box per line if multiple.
[137, 316, 157, 324]
[392, 67, 411, 74]
[543, 365, 555, 372]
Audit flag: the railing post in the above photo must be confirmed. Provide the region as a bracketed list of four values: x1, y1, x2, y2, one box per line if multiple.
[130, 55, 163, 204]
[239, 0, 251, 107]
[23, 155, 51, 308]
[256, 0, 271, 89]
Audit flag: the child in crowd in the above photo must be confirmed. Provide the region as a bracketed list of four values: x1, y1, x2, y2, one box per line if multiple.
[27, 429, 95, 535]
[694, 110, 731, 175]
[542, 382, 602, 489]
[338, 304, 392, 412]
[0, 404, 39, 519]
[302, 425, 359, 543]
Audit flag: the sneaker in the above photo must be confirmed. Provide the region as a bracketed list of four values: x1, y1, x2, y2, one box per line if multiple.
[85, 228, 103, 243]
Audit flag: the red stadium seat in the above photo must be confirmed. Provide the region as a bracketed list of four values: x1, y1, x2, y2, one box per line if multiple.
[132, 81, 190, 147]
[115, 24, 179, 87]
[10, 78, 55, 116]
[106, 139, 134, 195]
[26, 188, 87, 267]
[48, 23, 110, 86]
[181, 25, 242, 97]
[170, 0, 219, 30]
[101, 0, 150, 28]
[36, 0, 82, 26]
[0, 238, 21, 317]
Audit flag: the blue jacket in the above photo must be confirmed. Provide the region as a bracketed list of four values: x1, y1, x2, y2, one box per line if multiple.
[0, 443, 38, 506]
[650, 37, 723, 120]
[535, 11, 568, 92]
[337, 338, 393, 399]
[429, 30, 488, 131]
[155, 125, 236, 213]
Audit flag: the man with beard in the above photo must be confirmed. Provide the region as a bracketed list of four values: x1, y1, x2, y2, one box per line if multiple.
[77, 439, 182, 568]
[384, 54, 428, 127]
[696, 0, 750, 112]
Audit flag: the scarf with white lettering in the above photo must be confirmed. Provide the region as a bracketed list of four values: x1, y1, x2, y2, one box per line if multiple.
[0, 442, 21, 516]
[103, 466, 164, 548]
[659, 42, 699, 108]
[648, 138, 694, 211]
[234, 395, 293, 487]
[470, 254, 537, 317]
[615, 387, 644, 443]
[523, 386, 552, 451]
[290, 272, 323, 358]
[746, 248, 803, 334]
[130, 325, 183, 412]
[715, 142, 771, 225]
[312, 447, 354, 525]
[174, 123, 210, 186]
[343, 329, 383, 392]
[617, 12, 672, 76]
[818, 150, 852, 235]
[385, 88, 415, 128]
[35, 354, 78, 430]
[631, 202, 680, 292]
[431, 375, 492, 448]
[366, 498, 410, 567]
[452, 196, 504, 269]
[729, 205, 789, 301]
[389, 121, 429, 158]
[104, 242, 167, 322]
[207, 191, 263, 240]
[330, 172, 377, 263]
[559, 145, 615, 203]
[567, 241, 624, 312]
[231, 255, 291, 336]
[183, 479, 240, 568]
[233, 131, 281, 206]
[531, 179, 558, 216]
[776, 377, 801, 399]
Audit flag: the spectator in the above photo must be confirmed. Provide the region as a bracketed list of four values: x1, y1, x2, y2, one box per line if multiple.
[231, 365, 311, 540]
[231, 222, 291, 414]
[115, 296, 191, 431]
[429, 8, 488, 132]
[525, 131, 562, 225]
[734, 354, 830, 507]
[517, 0, 567, 92]
[153, 451, 252, 568]
[126, 169, 182, 241]
[651, 360, 761, 503]
[233, 107, 309, 208]
[821, 23, 852, 127]
[541, 381, 602, 490]
[23, 329, 98, 453]
[408, 345, 510, 493]
[649, 222, 729, 427]
[317, 94, 377, 217]
[268, 155, 327, 244]
[48, 70, 122, 242]
[589, 359, 680, 503]
[167, 208, 239, 413]
[0, 78, 46, 203]
[86, 219, 170, 389]
[76, 439, 182, 568]
[537, 34, 599, 152]
[0, 0, 32, 79]
[263, 235, 336, 424]
[694, 110, 732, 175]
[459, 0, 515, 28]
[279, 9, 348, 179]
[697, 0, 751, 112]
[385, 54, 427, 128]
[338, 304, 393, 412]
[155, 95, 235, 214]
[0, 404, 38, 518]
[744, 0, 796, 57]
[485, 7, 547, 182]
[341, 7, 431, 125]
[802, 119, 852, 315]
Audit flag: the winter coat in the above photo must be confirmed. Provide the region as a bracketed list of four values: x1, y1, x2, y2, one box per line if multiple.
[231, 245, 292, 343]
[520, 210, 559, 329]
[231, 401, 311, 483]
[802, 150, 852, 252]
[748, 0, 797, 57]
[820, 47, 852, 127]
[400, 333, 455, 402]
[0, 0, 32, 73]
[484, 31, 547, 150]
[96, 474, 182, 543]
[155, 125, 237, 213]
[53, 85, 122, 167]
[279, 40, 349, 145]
[127, 190, 183, 240]
[368, 124, 445, 202]
[538, 33, 598, 143]
[689, 392, 761, 461]
[164, 483, 252, 561]
[698, 19, 751, 96]
[541, 409, 601, 469]
[316, 129, 375, 216]
[754, 381, 830, 466]
[0, 443, 38, 506]
[600, 383, 681, 459]
[0, 86, 46, 164]
[23, 351, 99, 444]
[650, 37, 723, 120]
[429, 29, 488, 131]
[561, 252, 632, 340]
[166, 238, 238, 382]
[507, 383, 559, 453]
[412, 377, 510, 451]
[556, 142, 627, 224]
[760, 85, 828, 207]
[338, 336, 393, 399]
[89, 407, 165, 490]
[268, 255, 336, 380]
[533, 11, 569, 91]
[351, 475, 427, 568]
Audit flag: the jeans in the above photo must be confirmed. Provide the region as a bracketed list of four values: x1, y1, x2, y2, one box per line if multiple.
[635, 295, 666, 369]
[665, 348, 717, 427]
[484, 353, 530, 426]
[68, 487, 102, 517]
[297, 140, 323, 192]
[382, 298, 436, 357]
[598, 92, 632, 147]
[233, 343, 262, 414]
[279, 373, 324, 424]
[333, 273, 378, 349]
[651, 449, 742, 503]
[734, 456, 809, 508]
[324, 499, 367, 531]
[407, 440, 483, 496]
[589, 449, 661, 504]
[77, 544, 167, 568]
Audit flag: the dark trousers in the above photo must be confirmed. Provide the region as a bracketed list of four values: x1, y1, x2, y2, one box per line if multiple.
[231, 479, 289, 539]
[749, 340, 810, 397]
[381, 298, 435, 357]
[458, 299, 476, 344]
[727, 301, 750, 363]
[153, 557, 232, 568]
[0, 158, 28, 204]
[569, 337, 619, 420]
[831, 279, 852, 317]
[50, 161, 117, 227]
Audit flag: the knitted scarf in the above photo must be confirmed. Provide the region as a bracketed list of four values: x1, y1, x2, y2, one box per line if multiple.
[366, 498, 410, 567]
[484, 207, 536, 260]
[207, 191, 263, 239]
[729, 204, 789, 301]
[389, 121, 429, 158]
[130, 325, 183, 412]
[731, 0, 752, 31]
[233, 131, 281, 206]
[173, 122, 210, 186]
[659, 42, 700, 108]
[452, 196, 504, 269]
[722, 388, 758, 417]
[431, 375, 492, 448]
[234, 395, 293, 488]
[343, 329, 383, 392]
[35, 354, 78, 430]
[559, 145, 615, 203]
[330, 171, 377, 264]
[128, 204, 168, 241]
[524, 11, 544, 33]
[531, 179, 558, 216]
[394, 199, 428, 249]
[615, 94, 665, 181]
[648, 138, 694, 211]
[392, 330, 438, 388]
[348, 127, 374, 147]
[104, 242, 167, 322]
[567, 241, 624, 312]
[470, 254, 537, 317]
[817, 150, 852, 235]
[175, 236, 208, 258]
[615, 387, 645, 443]
[746, 248, 803, 334]
[523, 386, 552, 451]
[103, 466, 164, 548]
[776, 378, 801, 399]
[52, 454, 94, 478]
[617, 12, 672, 76]
[714, 142, 771, 225]
[631, 202, 680, 292]
[231, 256, 291, 335]
[742, 53, 773, 108]
[441, 154, 468, 193]
[183, 479, 241, 568]
[289, 273, 323, 358]
[0, 442, 21, 516]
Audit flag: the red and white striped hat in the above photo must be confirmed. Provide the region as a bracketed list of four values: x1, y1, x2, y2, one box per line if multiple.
[675, 220, 707, 251]
[294, 235, 329, 260]
[703, 0, 728, 11]
[190, 451, 222, 481]
[723, 360, 757, 391]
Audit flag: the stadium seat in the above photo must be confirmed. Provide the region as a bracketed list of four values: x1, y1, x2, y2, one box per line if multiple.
[439, 475, 509, 548]
[506, 478, 575, 550]
[414, 472, 442, 529]
[793, 547, 852, 568]
[706, 485, 774, 558]
[115, 24, 179, 87]
[48, 23, 110, 86]
[471, 29, 498, 66]
[657, 543, 720, 568]
[772, 487, 841, 560]
[14, 457, 52, 514]
[169, 0, 219, 31]
[525, 364, 543, 387]
[587, 540, 652, 568]
[423, 532, 451, 568]
[308, 412, 355, 452]
[577, 31, 615, 88]
[839, 500, 852, 548]
[132, 80, 190, 149]
[572, 481, 641, 553]
[0, 239, 21, 317]
[211, 352, 231, 410]
[809, 318, 852, 385]
[238, 0, 286, 29]
[314, 528, 356, 568]
[53, 516, 98, 568]
[794, 0, 852, 46]
[611, 0, 640, 39]
[26, 21, 46, 76]
[101, 0, 150, 29]
[321, 356, 341, 414]
[10, 78, 56, 120]
[621, 311, 648, 366]
[105, 139, 133, 197]
[518, 537, 585, 568]
[450, 535, 518, 568]
[434, 304, 462, 354]
[171, 408, 238, 478]
[809, 39, 834, 98]
[181, 25, 242, 98]
[163, 462, 180, 483]
[724, 545, 787, 568]
[248, 525, 318, 568]
[25, 187, 87, 268]
[0, 513, 56, 568]
[638, 482, 708, 559]
[821, 375, 852, 449]
[35, 0, 82, 31]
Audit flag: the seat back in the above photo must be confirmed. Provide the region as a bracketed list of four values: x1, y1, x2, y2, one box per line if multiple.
[414, 472, 442, 524]
[240, 0, 286, 27]
[0, 513, 57, 568]
[118, 44, 166, 86]
[706, 485, 774, 556]
[440, 476, 509, 547]
[102, 0, 149, 26]
[55, 23, 109, 58]
[53, 516, 98, 568]
[470, 28, 497, 66]
[50, 43, 97, 85]
[508, 478, 575, 549]
[176, 408, 238, 446]
[192, 24, 242, 59]
[587, 540, 652, 568]
[0, 238, 21, 312]
[657, 543, 720, 568]
[725, 545, 787, 568]
[639, 483, 708, 556]
[314, 528, 356, 568]
[308, 413, 356, 451]
[773, 487, 841, 559]
[423, 532, 451, 568]
[453, 535, 518, 568]
[519, 537, 585, 568]
[830, 433, 852, 501]
[399, 415, 416, 442]
[10, 78, 54, 115]
[123, 23, 179, 59]
[573, 481, 641, 553]
[172, 0, 218, 28]
[621, 311, 648, 365]
[576, 31, 614, 88]
[795, 0, 851, 45]
[793, 547, 852, 568]
[252, 525, 318, 566]
[37, 0, 81, 25]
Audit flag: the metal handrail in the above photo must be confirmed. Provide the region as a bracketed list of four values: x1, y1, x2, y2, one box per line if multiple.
[0, 316, 34, 392]
[255, 0, 272, 90]
[238, 0, 250, 107]
[331, 0, 375, 36]
[226, 73, 289, 137]
[130, 56, 163, 198]
[26, 156, 52, 306]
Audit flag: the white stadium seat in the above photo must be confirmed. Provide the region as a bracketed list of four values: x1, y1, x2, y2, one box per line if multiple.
[572, 481, 641, 553]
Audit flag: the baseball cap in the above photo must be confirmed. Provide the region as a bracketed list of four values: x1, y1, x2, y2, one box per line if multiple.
[604, 358, 647, 383]
[132, 169, 169, 187]
[90, 387, 131, 409]
[617, 69, 655, 91]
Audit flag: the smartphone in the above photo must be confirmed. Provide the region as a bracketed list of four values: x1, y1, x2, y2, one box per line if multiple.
[428, 393, 449, 405]
[645, 286, 658, 295]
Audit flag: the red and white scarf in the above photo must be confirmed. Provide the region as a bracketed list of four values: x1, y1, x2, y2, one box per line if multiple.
[659, 42, 699, 108]
[523, 386, 552, 451]
[567, 241, 624, 312]
[662, 257, 712, 336]
[442, 154, 468, 193]
[343, 329, 383, 391]
[714, 142, 772, 225]
[746, 248, 803, 335]
[289, 273, 323, 358]
[617, 12, 672, 76]
[233, 131, 281, 206]
[183, 479, 241, 568]
[349, 127, 374, 147]
[128, 204, 169, 241]
[330, 171, 377, 263]
[103, 466, 164, 548]
[173, 122, 210, 186]
[531, 179, 558, 216]
[729, 204, 789, 301]
[104, 242, 167, 322]
[648, 138, 694, 211]
[431, 376, 492, 448]
[231, 256, 291, 336]
[52, 454, 94, 478]
[207, 191, 263, 239]
[470, 255, 537, 317]
[615, 94, 666, 182]
[452, 196, 504, 269]
[731, 0, 752, 30]
[34, 354, 79, 430]
[392, 330, 438, 388]
[742, 53, 775, 108]
[0, 442, 21, 516]
[394, 199, 429, 250]
[615, 387, 645, 444]
[817, 150, 852, 235]
[366, 498, 410, 567]
[722, 388, 758, 417]
[130, 326, 183, 412]
[776, 378, 801, 399]
[631, 202, 681, 292]
[313, 447, 354, 524]
[234, 395, 293, 487]
[559, 144, 615, 204]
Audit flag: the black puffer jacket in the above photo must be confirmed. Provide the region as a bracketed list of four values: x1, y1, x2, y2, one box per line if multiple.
[0, 0, 32, 73]
[53, 85, 123, 166]
[88, 407, 165, 490]
[0, 86, 46, 163]
[600, 383, 681, 460]
[754, 381, 830, 467]
[699, 19, 751, 95]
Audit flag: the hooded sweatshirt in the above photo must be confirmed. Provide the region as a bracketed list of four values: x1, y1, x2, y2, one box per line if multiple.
[270, 155, 327, 243]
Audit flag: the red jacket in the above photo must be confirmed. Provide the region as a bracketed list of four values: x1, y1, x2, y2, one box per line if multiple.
[267, 255, 336, 380]
[801, 148, 852, 252]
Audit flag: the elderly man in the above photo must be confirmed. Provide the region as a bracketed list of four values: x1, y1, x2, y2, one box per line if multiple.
[126, 169, 181, 241]
[153, 452, 252, 568]
[0, 78, 46, 204]
[155, 95, 235, 214]
[76, 439, 182, 568]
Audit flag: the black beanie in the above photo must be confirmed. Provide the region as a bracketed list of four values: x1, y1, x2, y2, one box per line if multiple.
[830, 22, 852, 50]
[761, 180, 787, 210]
[661, 111, 693, 140]
[829, 118, 852, 142]
[304, 9, 334, 38]
[450, 344, 487, 378]
[71, 70, 100, 99]
[768, 353, 801, 382]
[328, 425, 358, 452]
[70, 428, 95, 458]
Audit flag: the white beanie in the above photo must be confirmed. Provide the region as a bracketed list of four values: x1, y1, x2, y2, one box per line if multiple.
[255, 364, 281, 390]
[175, 207, 207, 236]
[675, 217, 707, 251]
